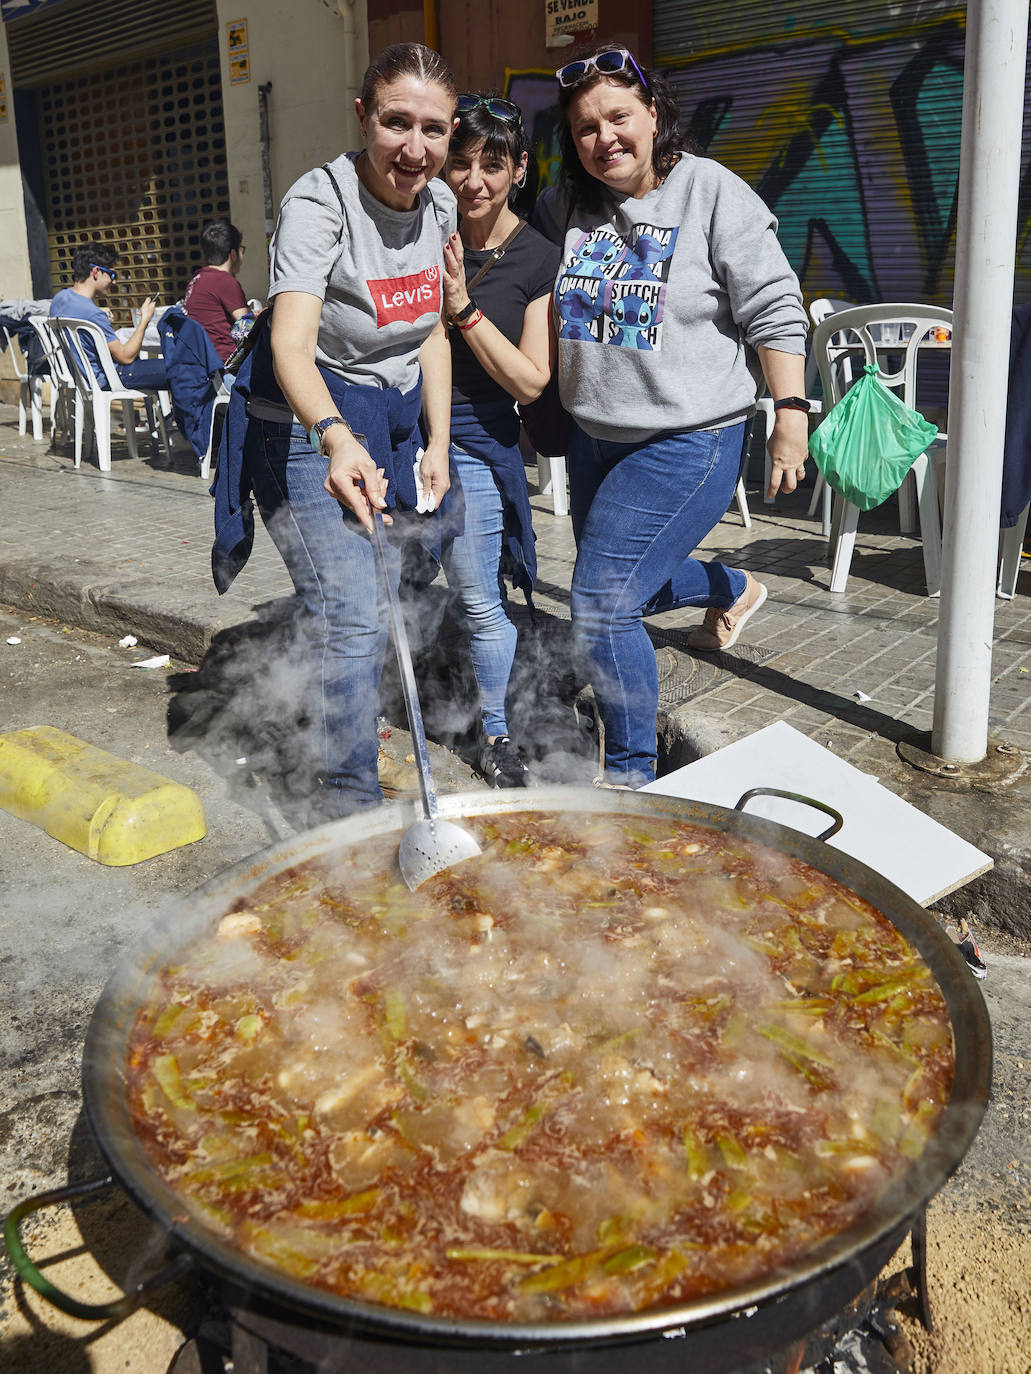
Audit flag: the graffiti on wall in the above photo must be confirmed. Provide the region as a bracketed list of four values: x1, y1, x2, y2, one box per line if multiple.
[507, 16, 1031, 305]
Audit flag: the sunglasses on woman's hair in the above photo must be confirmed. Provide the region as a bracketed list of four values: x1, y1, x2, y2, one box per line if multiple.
[555, 48, 650, 92]
[456, 94, 522, 124]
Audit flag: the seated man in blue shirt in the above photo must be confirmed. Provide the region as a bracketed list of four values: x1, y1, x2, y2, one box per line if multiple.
[49, 242, 168, 391]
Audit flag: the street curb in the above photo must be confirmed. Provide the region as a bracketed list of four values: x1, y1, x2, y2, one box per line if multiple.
[0, 556, 218, 665]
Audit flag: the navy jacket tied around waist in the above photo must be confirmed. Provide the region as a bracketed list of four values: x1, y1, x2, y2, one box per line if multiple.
[211, 329, 427, 594]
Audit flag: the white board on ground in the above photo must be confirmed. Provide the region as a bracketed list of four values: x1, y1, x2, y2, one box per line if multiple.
[640, 721, 992, 906]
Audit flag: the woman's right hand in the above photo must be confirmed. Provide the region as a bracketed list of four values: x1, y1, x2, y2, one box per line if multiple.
[441, 233, 470, 318]
[323, 429, 391, 529]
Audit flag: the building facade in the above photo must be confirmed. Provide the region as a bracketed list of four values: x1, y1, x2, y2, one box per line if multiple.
[0, 0, 368, 317]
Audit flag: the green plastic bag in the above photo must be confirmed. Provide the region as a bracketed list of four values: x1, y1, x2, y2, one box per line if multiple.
[808, 363, 938, 512]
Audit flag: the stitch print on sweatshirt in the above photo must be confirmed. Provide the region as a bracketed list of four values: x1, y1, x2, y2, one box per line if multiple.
[555, 222, 678, 350]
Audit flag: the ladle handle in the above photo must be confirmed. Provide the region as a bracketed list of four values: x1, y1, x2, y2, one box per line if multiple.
[368, 502, 438, 822]
[3, 1175, 194, 1320]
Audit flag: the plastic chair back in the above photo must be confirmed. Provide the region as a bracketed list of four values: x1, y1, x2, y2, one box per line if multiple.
[28, 317, 71, 386]
[52, 317, 128, 397]
[811, 303, 953, 416]
[0, 322, 32, 383]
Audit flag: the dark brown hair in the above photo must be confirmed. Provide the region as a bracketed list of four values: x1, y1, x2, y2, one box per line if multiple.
[71, 242, 116, 281]
[360, 42, 457, 113]
[557, 45, 698, 211]
[450, 94, 528, 172]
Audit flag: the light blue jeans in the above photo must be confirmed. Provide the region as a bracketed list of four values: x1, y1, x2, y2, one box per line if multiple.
[246, 418, 402, 817]
[569, 421, 748, 787]
[441, 443, 516, 739]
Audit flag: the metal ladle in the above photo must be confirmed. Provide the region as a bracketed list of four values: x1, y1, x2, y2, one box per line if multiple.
[368, 505, 481, 888]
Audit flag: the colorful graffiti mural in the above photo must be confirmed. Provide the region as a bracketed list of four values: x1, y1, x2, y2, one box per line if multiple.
[506, 14, 1031, 306]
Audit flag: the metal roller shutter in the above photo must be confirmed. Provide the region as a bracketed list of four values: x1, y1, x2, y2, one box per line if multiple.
[6, 0, 217, 86]
[653, 3, 1030, 307]
[7, 0, 226, 315]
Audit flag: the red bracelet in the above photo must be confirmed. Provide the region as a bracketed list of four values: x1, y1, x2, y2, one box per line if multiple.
[454, 309, 483, 332]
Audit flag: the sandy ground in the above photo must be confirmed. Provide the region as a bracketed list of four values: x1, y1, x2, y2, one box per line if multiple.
[894, 1203, 1031, 1374]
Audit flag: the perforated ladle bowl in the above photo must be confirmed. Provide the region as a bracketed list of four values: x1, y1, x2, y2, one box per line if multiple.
[369, 507, 481, 888]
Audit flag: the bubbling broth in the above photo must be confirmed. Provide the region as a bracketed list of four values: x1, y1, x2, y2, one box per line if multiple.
[127, 811, 954, 1321]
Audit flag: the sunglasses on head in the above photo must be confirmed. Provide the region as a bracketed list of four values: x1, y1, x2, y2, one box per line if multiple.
[90, 262, 117, 282]
[456, 94, 522, 125]
[555, 48, 650, 92]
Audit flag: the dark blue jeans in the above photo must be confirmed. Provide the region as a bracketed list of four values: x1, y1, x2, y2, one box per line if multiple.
[116, 357, 169, 390]
[569, 421, 748, 786]
[246, 418, 404, 817]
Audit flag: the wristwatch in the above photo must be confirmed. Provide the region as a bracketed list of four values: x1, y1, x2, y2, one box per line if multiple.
[773, 396, 812, 413]
[308, 416, 351, 454]
[449, 298, 478, 325]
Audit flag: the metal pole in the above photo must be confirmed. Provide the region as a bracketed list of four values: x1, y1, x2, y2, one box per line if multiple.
[258, 82, 274, 248]
[932, 0, 1029, 762]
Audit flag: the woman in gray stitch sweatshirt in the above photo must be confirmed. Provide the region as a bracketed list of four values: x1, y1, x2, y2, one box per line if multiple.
[545, 46, 810, 788]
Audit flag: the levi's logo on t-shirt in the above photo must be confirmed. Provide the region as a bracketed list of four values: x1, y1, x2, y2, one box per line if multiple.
[368, 265, 441, 327]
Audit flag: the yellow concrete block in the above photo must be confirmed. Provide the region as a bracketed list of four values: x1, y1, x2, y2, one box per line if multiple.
[0, 726, 206, 865]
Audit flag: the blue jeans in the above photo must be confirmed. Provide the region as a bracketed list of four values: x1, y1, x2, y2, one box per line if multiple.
[441, 444, 517, 739]
[246, 419, 403, 817]
[569, 422, 748, 787]
[116, 357, 169, 390]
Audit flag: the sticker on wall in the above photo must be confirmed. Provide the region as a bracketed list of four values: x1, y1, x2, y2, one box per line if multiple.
[227, 19, 250, 84]
[545, 0, 597, 48]
[0, 73, 7, 125]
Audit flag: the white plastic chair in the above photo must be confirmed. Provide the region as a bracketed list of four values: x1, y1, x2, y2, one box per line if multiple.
[537, 451, 569, 518]
[52, 316, 172, 471]
[199, 384, 231, 481]
[1, 322, 45, 441]
[997, 505, 1028, 599]
[27, 316, 80, 448]
[801, 299, 860, 532]
[811, 302, 952, 595]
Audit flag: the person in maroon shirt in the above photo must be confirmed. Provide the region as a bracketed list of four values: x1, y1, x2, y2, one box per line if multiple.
[183, 220, 251, 362]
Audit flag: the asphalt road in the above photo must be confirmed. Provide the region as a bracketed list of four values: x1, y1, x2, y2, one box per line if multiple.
[0, 606, 1028, 1373]
[0, 606, 291, 1370]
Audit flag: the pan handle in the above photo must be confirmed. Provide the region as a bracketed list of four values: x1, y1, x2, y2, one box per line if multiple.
[734, 787, 844, 842]
[3, 1175, 194, 1321]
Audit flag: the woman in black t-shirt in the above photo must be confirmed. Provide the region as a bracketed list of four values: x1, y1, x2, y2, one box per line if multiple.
[441, 95, 560, 788]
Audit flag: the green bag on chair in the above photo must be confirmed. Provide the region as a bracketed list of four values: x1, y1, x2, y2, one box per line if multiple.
[808, 363, 938, 512]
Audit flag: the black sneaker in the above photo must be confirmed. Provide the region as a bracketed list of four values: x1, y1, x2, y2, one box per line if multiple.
[478, 736, 528, 788]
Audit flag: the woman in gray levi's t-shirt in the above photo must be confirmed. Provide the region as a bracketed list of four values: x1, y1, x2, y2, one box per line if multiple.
[243, 41, 459, 824]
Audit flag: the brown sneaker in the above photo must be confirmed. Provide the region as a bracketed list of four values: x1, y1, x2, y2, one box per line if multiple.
[688, 572, 768, 651]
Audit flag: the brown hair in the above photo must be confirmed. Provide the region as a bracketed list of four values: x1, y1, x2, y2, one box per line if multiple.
[360, 42, 457, 113]
[557, 44, 698, 211]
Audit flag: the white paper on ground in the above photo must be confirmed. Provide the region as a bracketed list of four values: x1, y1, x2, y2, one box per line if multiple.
[131, 654, 171, 669]
[641, 721, 992, 907]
